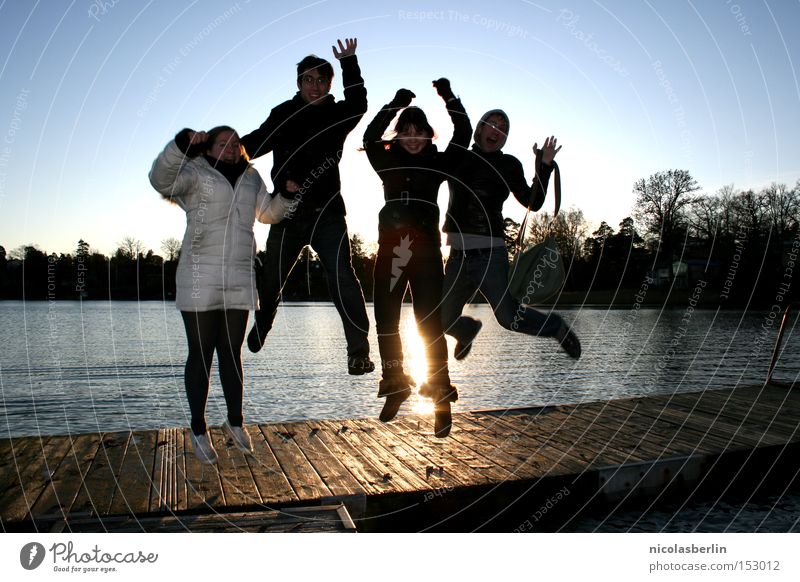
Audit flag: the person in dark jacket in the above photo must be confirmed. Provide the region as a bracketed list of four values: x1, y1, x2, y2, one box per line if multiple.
[239, 38, 374, 375]
[363, 79, 471, 437]
[441, 109, 581, 360]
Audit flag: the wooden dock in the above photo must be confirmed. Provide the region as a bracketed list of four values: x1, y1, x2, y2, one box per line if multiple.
[1, 384, 799, 532]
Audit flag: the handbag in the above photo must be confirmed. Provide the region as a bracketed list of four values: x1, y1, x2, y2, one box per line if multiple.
[508, 161, 565, 304]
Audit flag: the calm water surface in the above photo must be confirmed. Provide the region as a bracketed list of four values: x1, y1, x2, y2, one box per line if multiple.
[2, 300, 797, 438]
[2, 300, 798, 532]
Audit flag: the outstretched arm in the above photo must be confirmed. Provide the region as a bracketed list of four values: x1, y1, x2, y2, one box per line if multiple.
[333, 37, 367, 125]
[362, 89, 415, 170]
[434, 78, 471, 168]
[510, 136, 561, 210]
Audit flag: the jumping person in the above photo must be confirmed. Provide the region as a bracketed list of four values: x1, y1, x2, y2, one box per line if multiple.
[240, 38, 374, 376]
[363, 79, 471, 437]
[150, 126, 272, 464]
[441, 110, 581, 360]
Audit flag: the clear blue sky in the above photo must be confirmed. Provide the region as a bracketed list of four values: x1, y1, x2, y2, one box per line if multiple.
[1, 0, 798, 256]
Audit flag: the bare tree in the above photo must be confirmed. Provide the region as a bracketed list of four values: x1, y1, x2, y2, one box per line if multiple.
[160, 237, 182, 262]
[762, 182, 799, 240]
[633, 169, 700, 278]
[633, 169, 700, 238]
[117, 236, 146, 259]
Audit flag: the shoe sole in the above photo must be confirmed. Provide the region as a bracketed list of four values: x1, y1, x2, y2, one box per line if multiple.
[379, 392, 410, 422]
[454, 320, 483, 361]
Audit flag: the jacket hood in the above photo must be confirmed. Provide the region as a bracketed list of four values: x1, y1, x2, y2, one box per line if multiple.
[473, 109, 509, 150]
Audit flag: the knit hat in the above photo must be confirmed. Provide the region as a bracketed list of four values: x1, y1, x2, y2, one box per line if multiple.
[473, 109, 510, 149]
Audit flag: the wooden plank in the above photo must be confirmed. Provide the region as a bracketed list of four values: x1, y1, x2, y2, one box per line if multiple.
[108, 430, 160, 516]
[652, 395, 792, 446]
[317, 420, 430, 491]
[259, 425, 331, 502]
[209, 425, 262, 510]
[607, 399, 752, 454]
[394, 416, 515, 482]
[458, 413, 584, 476]
[594, 401, 724, 457]
[348, 417, 462, 489]
[351, 417, 478, 489]
[694, 390, 800, 436]
[483, 411, 633, 469]
[282, 421, 369, 499]
[29, 433, 102, 520]
[181, 428, 225, 511]
[612, 397, 768, 450]
[517, 407, 652, 465]
[412, 415, 542, 481]
[149, 428, 184, 513]
[564, 403, 687, 459]
[71, 431, 132, 517]
[0, 436, 75, 525]
[297, 421, 400, 497]
[240, 424, 298, 506]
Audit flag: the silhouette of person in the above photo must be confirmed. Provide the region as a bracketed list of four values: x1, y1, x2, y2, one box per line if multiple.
[240, 38, 374, 376]
[362, 79, 471, 437]
[441, 110, 581, 360]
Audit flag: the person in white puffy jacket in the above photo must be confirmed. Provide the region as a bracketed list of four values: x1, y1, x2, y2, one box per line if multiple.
[149, 126, 274, 465]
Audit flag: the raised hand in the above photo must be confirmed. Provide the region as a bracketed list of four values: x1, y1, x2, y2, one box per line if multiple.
[332, 38, 357, 59]
[390, 88, 416, 108]
[188, 130, 209, 145]
[432, 78, 455, 101]
[533, 136, 562, 166]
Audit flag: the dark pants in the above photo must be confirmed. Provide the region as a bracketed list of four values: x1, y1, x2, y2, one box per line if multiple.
[181, 309, 249, 435]
[373, 233, 450, 385]
[255, 212, 370, 358]
[442, 247, 564, 342]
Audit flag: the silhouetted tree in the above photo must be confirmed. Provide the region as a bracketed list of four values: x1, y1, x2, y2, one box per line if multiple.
[160, 237, 181, 262]
[633, 169, 700, 279]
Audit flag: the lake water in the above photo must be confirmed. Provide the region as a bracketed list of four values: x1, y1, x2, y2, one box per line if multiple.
[1, 300, 798, 532]
[1, 300, 798, 439]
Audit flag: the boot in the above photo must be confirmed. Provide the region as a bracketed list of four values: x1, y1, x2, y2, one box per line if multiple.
[419, 382, 458, 438]
[377, 373, 415, 422]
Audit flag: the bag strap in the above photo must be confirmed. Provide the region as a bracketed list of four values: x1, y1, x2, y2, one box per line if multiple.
[515, 161, 560, 255]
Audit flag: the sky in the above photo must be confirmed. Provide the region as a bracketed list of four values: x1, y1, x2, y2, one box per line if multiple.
[1, 0, 798, 257]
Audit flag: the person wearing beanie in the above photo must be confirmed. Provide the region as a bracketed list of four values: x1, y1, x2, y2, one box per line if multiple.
[441, 110, 581, 361]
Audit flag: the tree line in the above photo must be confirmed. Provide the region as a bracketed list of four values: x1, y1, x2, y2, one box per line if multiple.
[2, 171, 799, 307]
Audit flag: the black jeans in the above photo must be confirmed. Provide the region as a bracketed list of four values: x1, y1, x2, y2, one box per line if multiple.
[256, 212, 370, 359]
[373, 232, 450, 385]
[181, 309, 248, 435]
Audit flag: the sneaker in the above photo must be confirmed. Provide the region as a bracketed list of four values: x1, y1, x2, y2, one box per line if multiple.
[246, 318, 268, 353]
[190, 431, 218, 465]
[556, 324, 582, 359]
[377, 374, 415, 422]
[454, 319, 483, 360]
[348, 355, 376, 375]
[222, 420, 254, 454]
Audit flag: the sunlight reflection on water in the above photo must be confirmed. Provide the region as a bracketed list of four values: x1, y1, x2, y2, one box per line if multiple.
[1, 300, 798, 438]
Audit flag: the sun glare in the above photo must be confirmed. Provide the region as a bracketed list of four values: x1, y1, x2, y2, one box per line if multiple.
[400, 312, 435, 415]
